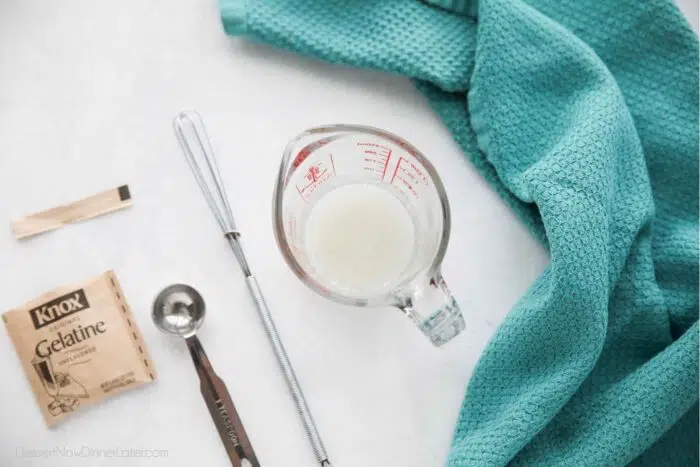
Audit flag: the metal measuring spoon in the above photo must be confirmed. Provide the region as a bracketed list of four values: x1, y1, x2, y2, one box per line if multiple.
[152, 284, 260, 467]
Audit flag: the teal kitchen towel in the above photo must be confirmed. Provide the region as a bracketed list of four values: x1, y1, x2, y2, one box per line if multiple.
[219, 0, 699, 465]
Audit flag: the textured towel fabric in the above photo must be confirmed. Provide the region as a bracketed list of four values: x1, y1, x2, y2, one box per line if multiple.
[219, 0, 699, 465]
[422, 0, 478, 16]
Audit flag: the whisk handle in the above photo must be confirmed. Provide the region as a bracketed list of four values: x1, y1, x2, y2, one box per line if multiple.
[245, 276, 330, 465]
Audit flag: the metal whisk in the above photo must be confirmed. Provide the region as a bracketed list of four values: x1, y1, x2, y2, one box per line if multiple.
[173, 110, 331, 467]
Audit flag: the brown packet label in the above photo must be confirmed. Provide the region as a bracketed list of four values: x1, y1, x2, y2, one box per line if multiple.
[2, 271, 156, 426]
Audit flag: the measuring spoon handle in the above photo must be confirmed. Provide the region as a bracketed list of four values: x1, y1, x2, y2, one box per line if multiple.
[186, 335, 260, 467]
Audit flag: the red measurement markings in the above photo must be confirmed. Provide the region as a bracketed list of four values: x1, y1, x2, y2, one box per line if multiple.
[390, 156, 403, 183]
[390, 156, 428, 198]
[297, 164, 327, 194]
[358, 142, 392, 179]
[293, 146, 312, 169]
[408, 159, 429, 185]
[398, 176, 418, 198]
[381, 150, 392, 179]
[295, 158, 334, 201]
[291, 137, 334, 169]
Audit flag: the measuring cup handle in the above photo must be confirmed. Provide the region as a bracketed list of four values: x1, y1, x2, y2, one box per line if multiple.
[398, 273, 465, 347]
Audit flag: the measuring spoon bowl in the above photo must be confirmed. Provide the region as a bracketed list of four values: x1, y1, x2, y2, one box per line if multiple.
[152, 284, 206, 338]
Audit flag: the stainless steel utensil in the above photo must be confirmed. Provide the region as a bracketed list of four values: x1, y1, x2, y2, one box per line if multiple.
[153, 284, 260, 467]
[172, 110, 331, 467]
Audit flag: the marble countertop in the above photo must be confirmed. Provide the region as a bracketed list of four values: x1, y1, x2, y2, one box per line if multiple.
[0, 1, 695, 466]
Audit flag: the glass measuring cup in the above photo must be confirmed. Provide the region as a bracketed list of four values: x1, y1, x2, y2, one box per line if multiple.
[273, 125, 465, 346]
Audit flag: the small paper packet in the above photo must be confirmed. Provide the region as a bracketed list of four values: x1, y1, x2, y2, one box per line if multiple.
[2, 271, 156, 426]
[11, 185, 132, 240]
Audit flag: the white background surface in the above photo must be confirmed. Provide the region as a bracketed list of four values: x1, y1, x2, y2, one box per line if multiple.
[0, 2, 696, 467]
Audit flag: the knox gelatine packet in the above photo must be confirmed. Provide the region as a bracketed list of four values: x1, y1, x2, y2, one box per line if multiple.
[2, 271, 156, 426]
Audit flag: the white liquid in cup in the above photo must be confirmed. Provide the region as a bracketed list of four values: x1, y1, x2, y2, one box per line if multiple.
[304, 183, 416, 296]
